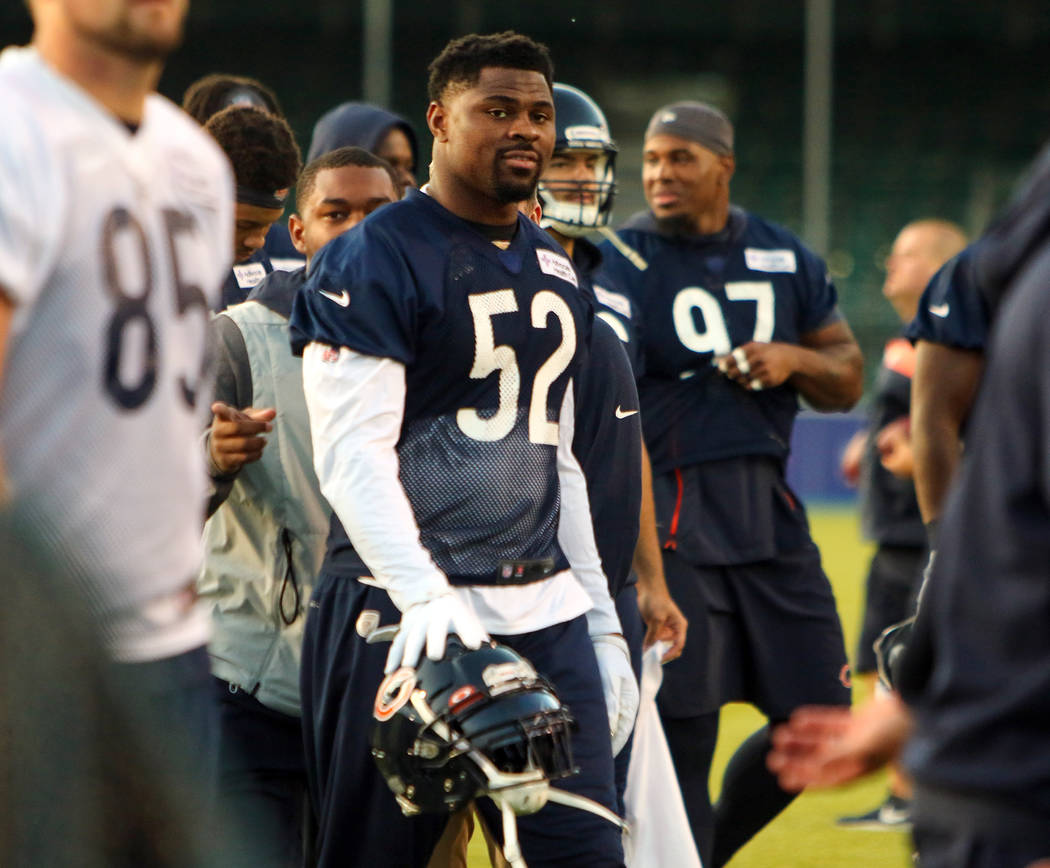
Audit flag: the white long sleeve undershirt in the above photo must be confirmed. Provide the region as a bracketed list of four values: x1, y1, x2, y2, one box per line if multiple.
[301, 343, 596, 635]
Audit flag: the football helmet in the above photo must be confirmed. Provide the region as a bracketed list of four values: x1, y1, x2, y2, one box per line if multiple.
[370, 636, 625, 867]
[539, 83, 617, 237]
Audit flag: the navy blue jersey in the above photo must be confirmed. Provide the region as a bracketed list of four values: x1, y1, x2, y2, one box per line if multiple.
[599, 207, 840, 477]
[574, 239, 643, 377]
[570, 239, 642, 595]
[290, 189, 594, 586]
[900, 236, 1050, 821]
[860, 335, 925, 548]
[220, 248, 274, 311]
[904, 241, 991, 350]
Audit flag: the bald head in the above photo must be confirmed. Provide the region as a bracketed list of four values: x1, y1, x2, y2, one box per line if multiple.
[883, 219, 967, 322]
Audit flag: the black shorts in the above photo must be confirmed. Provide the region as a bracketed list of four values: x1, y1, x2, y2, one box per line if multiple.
[855, 544, 925, 673]
[656, 547, 851, 720]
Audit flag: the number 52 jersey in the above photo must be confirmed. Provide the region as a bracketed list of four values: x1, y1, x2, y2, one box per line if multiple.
[291, 189, 594, 586]
[0, 48, 233, 646]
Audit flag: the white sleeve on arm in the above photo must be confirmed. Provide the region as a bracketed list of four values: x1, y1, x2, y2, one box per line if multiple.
[556, 380, 622, 637]
[301, 342, 449, 611]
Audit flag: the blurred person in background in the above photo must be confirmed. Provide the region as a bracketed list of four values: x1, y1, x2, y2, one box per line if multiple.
[307, 100, 420, 194]
[203, 104, 301, 309]
[200, 145, 399, 867]
[181, 71, 304, 272]
[768, 154, 1050, 866]
[537, 82, 688, 811]
[837, 218, 966, 830]
[600, 100, 863, 866]
[0, 0, 232, 832]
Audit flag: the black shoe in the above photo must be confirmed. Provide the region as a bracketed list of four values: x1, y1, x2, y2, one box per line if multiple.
[836, 794, 911, 830]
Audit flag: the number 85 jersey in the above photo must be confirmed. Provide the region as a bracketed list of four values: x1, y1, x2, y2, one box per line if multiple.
[0, 49, 233, 638]
[600, 207, 840, 475]
[291, 189, 593, 585]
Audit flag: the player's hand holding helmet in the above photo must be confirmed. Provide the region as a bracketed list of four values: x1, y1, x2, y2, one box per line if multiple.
[385, 589, 488, 674]
[590, 632, 639, 755]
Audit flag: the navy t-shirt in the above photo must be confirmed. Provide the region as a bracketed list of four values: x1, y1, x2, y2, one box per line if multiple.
[290, 189, 594, 586]
[570, 239, 642, 595]
[905, 241, 991, 350]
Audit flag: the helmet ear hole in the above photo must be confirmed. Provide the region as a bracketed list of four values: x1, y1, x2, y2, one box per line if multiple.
[371, 641, 577, 817]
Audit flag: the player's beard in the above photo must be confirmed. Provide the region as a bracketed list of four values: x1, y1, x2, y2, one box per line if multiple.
[493, 175, 538, 205]
[75, 6, 186, 63]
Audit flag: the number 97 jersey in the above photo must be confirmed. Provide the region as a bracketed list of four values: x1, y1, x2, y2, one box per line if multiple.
[0, 48, 234, 636]
[600, 207, 840, 475]
[290, 190, 593, 586]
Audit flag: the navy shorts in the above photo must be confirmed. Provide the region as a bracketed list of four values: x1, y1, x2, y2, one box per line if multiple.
[855, 544, 925, 672]
[301, 573, 625, 868]
[214, 678, 307, 868]
[656, 547, 851, 720]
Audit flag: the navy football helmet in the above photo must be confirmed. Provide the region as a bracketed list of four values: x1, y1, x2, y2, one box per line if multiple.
[539, 83, 617, 237]
[370, 636, 625, 867]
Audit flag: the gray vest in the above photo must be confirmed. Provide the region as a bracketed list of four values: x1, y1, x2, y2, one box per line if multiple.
[198, 301, 329, 717]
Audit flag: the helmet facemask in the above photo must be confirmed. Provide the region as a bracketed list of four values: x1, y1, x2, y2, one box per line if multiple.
[539, 148, 616, 237]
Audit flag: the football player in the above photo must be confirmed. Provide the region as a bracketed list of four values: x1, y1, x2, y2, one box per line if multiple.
[599, 101, 863, 866]
[290, 32, 634, 867]
[537, 81, 688, 809]
[203, 104, 301, 309]
[768, 151, 1050, 866]
[201, 146, 399, 867]
[308, 100, 420, 194]
[0, 0, 232, 803]
[836, 219, 965, 830]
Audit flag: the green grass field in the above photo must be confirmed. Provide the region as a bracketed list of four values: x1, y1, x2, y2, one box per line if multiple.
[467, 504, 915, 867]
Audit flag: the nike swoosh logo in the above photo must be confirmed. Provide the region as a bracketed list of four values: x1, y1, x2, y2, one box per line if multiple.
[319, 288, 350, 307]
[615, 406, 639, 419]
[928, 303, 950, 318]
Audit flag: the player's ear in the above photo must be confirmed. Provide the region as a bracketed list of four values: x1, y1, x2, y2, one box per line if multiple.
[288, 213, 307, 255]
[427, 101, 449, 143]
[720, 154, 736, 184]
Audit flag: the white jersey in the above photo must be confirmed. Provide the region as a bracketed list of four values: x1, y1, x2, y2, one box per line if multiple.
[0, 47, 234, 661]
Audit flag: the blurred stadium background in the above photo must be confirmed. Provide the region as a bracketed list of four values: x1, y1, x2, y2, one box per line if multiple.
[5, 0, 1047, 388]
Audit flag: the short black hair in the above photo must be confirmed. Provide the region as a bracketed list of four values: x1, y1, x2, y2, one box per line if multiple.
[182, 73, 283, 124]
[204, 105, 301, 196]
[296, 146, 399, 212]
[427, 31, 553, 103]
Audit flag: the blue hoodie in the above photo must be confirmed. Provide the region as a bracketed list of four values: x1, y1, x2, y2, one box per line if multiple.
[306, 101, 419, 166]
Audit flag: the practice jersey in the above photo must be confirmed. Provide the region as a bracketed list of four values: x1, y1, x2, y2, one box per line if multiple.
[291, 189, 594, 586]
[220, 247, 273, 311]
[570, 239, 642, 596]
[600, 207, 840, 476]
[860, 336, 924, 547]
[0, 48, 234, 657]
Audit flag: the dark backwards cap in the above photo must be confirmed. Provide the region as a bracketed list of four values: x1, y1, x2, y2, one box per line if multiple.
[645, 101, 734, 156]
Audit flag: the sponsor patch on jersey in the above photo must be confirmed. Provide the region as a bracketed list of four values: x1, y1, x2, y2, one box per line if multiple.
[536, 248, 578, 287]
[594, 285, 631, 318]
[374, 667, 418, 721]
[482, 660, 539, 696]
[356, 609, 381, 638]
[233, 261, 267, 289]
[744, 248, 797, 273]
